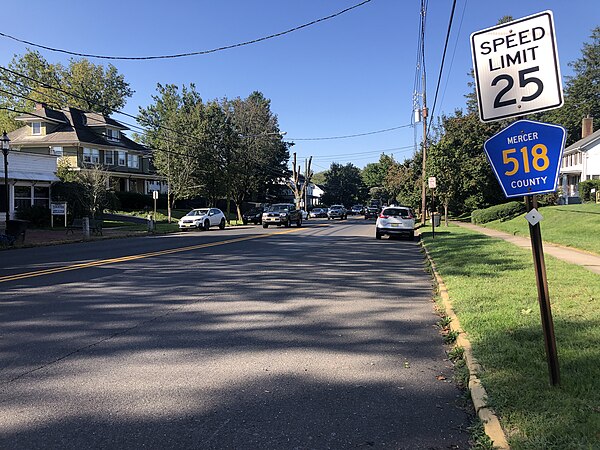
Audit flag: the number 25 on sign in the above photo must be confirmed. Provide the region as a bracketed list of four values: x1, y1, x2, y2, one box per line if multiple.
[502, 144, 549, 176]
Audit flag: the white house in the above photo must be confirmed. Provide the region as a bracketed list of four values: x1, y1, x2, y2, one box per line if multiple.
[0, 151, 59, 226]
[559, 118, 600, 203]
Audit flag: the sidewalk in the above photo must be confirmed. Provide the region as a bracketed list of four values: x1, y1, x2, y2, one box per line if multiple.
[7, 227, 148, 248]
[454, 221, 600, 275]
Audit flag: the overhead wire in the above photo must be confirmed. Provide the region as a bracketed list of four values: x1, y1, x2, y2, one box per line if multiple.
[0, 0, 372, 61]
[427, 0, 457, 138]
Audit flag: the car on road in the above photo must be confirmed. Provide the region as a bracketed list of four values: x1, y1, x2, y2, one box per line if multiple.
[351, 205, 364, 215]
[300, 209, 309, 220]
[309, 208, 327, 218]
[242, 207, 264, 225]
[327, 205, 347, 220]
[262, 203, 302, 228]
[375, 206, 415, 240]
[364, 206, 380, 219]
[179, 208, 226, 231]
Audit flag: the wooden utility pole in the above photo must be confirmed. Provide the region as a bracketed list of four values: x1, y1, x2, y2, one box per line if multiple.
[420, 70, 428, 225]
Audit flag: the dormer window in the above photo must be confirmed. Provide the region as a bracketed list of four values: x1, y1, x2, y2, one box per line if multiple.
[32, 122, 41, 135]
[106, 128, 120, 141]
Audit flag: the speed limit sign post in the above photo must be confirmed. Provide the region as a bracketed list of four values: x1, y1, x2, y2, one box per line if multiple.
[471, 11, 563, 122]
[472, 11, 566, 386]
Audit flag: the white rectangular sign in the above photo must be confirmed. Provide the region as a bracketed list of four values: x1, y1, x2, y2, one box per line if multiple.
[428, 177, 436, 189]
[51, 202, 67, 215]
[470, 11, 563, 122]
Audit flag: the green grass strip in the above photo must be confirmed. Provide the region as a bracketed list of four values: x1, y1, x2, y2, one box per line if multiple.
[483, 203, 600, 255]
[422, 224, 600, 449]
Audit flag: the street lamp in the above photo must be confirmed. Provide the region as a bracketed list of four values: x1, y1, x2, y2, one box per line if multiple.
[1, 131, 10, 225]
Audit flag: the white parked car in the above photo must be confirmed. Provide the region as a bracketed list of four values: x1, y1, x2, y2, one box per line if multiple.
[178, 208, 226, 231]
[299, 209, 309, 220]
[375, 206, 415, 240]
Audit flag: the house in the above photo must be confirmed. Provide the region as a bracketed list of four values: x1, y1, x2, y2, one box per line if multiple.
[0, 149, 58, 224]
[7, 103, 165, 196]
[559, 117, 600, 203]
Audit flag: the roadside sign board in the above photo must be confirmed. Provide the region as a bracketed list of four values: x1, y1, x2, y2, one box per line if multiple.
[428, 177, 436, 189]
[51, 202, 67, 215]
[470, 11, 563, 122]
[152, 190, 159, 200]
[483, 120, 566, 198]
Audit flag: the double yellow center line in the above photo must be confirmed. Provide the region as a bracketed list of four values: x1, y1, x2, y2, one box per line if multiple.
[0, 228, 303, 284]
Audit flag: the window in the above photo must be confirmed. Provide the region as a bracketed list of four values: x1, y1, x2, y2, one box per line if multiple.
[83, 148, 100, 164]
[127, 154, 139, 169]
[14, 186, 32, 210]
[106, 128, 120, 141]
[51, 146, 63, 156]
[32, 122, 41, 135]
[33, 186, 49, 207]
[118, 151, 126, 166]
[104, 150, 114, 165]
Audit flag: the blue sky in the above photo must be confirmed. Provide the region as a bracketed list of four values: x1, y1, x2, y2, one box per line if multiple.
[1, 0, 599, 172]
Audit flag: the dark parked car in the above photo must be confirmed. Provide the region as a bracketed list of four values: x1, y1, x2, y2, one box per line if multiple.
[242, 207, 264, 225]
[364, 206, 380, 219]
[309, 208, 327, 218]
[262, 203, 302, 228]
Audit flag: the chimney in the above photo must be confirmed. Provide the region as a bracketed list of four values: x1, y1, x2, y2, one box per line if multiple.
[582, 117, 594, 139]
[35, 102, 46, 111]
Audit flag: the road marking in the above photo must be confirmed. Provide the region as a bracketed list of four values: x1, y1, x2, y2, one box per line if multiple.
[0, 228, 302, 284]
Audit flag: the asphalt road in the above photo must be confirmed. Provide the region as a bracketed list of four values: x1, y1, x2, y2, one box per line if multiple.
[0, 218, 470, 449]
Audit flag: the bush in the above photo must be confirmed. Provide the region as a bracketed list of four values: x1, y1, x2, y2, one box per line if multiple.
[114, 191, 152, 210]
[579, 180, 600, 202]
[471, 201, 526, 224]
[16, 205, 51, 227]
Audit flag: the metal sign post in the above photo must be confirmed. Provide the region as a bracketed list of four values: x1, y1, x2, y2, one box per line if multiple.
[428, 177, 436, 238]
[525, 195, 560, 386]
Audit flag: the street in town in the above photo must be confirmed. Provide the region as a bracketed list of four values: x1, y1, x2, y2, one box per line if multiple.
[0, 219, 470, 449]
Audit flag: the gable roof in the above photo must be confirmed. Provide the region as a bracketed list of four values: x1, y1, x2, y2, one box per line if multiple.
[564, 128, 600, 153]
[8, 106, 148, 153]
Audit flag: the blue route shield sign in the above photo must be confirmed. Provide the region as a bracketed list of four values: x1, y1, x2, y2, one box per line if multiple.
[483, 120, 566, 198]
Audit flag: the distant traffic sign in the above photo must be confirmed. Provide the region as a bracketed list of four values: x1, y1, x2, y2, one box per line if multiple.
[471, 11, 563, 122]
[483, 120, 566, 198]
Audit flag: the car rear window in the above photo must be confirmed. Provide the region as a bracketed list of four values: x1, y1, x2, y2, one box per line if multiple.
[383, 208, 411, 218]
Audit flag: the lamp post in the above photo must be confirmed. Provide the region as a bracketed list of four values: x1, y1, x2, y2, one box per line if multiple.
[1, 131, 10, 226]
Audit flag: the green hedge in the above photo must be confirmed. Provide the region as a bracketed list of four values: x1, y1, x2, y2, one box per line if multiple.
[16, 205, 51, 227]
[471, 201, 526, 224]
[114, 191, 168, 210]
[579, 180, 600, 202]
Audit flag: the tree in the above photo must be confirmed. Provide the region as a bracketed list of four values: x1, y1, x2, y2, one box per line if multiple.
[362, 153, 397, 203]
[137, 83, 205, 221]
[0, 50, 133, 131]
[286, 152, 312, 209]
[75, 165, 113, 218]
[222, 91, 290, 220]
[542, 26, 600, 145]
[322, 162, 364, 206]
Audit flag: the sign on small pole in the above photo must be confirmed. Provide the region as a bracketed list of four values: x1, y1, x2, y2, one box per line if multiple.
[472, 11, 566, 386]
[152, 190, 158, 223]
[428, 177, 436, 238]
[50, 202, 67, 228]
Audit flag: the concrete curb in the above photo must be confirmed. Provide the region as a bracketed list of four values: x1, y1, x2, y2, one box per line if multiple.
[421, 241, 510, 450]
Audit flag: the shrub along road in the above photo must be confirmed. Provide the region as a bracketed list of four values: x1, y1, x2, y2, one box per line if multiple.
[0, 219, 470, 449]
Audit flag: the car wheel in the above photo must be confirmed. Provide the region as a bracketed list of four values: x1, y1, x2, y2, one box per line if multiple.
[263, 224, 268, 228]
[375, 230, 382, 240]
[242, 219, 248, 225]
[286, 218, 292, 228]
[203, 220, 210, 231]
[297, 218, 302, 227]
[409, 230, 415, 240]
[219, 218, 226, 230]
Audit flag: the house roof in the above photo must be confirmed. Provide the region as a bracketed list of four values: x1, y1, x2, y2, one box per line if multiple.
[8, 106, 148, 153]
[15, 104, 69, 125]
[564, 128, 600, 154]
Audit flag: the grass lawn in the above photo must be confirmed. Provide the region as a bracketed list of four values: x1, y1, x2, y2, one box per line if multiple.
[422, 224, 600, 449]
[483, 203, 600, 255]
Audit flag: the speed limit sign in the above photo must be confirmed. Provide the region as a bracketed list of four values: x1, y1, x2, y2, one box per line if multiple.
[470, 11, 563, 122]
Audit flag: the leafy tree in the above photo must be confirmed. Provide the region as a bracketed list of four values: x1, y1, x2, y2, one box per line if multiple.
[322, 162, 364, 206]
[76, 165, 114, 218]
[386, 152, 422, 210]
[362, 153, 396, 203]
[0, 50, 133, 130]
[222, 91, 290, 219]
[543, 26, 600, 145]
[311, 171, 327, 186]
[137, 83, 205, 221]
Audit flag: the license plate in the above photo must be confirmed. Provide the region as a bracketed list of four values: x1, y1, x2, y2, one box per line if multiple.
[391, 223, 399, 227]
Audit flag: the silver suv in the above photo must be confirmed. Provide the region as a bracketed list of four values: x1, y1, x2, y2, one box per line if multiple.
[327, 205, 347, 220]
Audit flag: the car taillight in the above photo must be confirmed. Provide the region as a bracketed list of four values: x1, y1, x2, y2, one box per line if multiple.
[407, 214, 413, 219]
[379, 213, 388, 219]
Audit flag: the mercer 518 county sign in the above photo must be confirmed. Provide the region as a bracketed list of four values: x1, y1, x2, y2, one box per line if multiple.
[471, 11, 563, 122]
[484, 120, 566, 198]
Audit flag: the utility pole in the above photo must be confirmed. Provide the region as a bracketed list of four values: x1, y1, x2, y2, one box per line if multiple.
[420, 71, 428, 225]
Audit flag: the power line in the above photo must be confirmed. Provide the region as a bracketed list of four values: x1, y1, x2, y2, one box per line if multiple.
[427, 0, 457, 136]
[287, 124, 412, 141]
[0, 0, 372, 61]
[439, 0, 467, 116]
